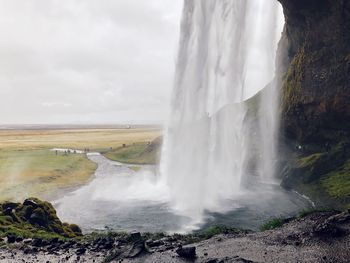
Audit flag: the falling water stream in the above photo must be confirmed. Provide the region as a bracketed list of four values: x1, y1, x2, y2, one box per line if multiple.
[55, 0, 312, 233]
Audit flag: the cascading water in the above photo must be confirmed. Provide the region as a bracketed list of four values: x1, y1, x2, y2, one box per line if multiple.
[55, 0, 312, 233]
[160, 0, 285, 226]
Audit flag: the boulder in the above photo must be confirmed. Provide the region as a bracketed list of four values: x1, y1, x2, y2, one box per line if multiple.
[176, 246, 196, 259]
[29, 208, 48, 227]
[6, 234, 16, 243]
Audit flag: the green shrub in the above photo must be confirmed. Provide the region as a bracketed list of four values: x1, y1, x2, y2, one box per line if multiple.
[260, 217, 286, 231]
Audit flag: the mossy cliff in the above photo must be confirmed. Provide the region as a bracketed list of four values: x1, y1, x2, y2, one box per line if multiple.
[277, 0, 350, 208]
[278, 0, 350, 143]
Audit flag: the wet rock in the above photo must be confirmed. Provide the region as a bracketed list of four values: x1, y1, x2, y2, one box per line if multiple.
[130, 232, 142, 242]
[29, 208, 48, 227]
[176, 246, 196, 259]
[313, 223, 344, 238]
[32, 238, 43, 247]
[49, 237, 59, 245]
[326, 210, 350, 224]
[125, 241, 145, 258]
[2, 202, 19, 210]
[76, 247, 87, 255]
[146, 239, 164, 248]
[15, 237, 23, 242]
[23, 199, 39, 208]
[6, 233, 16, 243]
[23, 247, 33, 254]
[92, 237, 114, 250]
[23, 238, 33, 244]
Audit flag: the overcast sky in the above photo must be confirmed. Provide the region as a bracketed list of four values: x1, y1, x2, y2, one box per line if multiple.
[0, 0, 182, 124]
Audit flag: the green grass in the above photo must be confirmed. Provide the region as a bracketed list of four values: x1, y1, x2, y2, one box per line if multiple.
[298, 207, 333, 218]
[260, 217, 286, 231]
[0, 128, 161, 201]
[103, 141, 160, 165]
[0, 198, 82, 241]
[321, 159, 350, 199]
[298, 153, 324, 168]
[0, 149, 97, 201]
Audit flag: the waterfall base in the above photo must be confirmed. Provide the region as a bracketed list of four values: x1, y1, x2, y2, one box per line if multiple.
[54, 154, 311, 233]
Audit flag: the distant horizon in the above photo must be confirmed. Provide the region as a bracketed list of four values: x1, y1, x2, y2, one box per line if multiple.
[0, 122, 164, 130]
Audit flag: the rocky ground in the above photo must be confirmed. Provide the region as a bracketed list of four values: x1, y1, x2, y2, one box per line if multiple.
[0, 210, 349, 263]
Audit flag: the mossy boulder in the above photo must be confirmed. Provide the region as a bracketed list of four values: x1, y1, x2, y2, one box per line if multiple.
[0, 198, 82, 240]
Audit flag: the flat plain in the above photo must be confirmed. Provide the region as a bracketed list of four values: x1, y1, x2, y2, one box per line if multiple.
[0, 127, 161, 201]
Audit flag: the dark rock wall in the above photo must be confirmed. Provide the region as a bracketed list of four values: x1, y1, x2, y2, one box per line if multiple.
[278, 0, 350, 144]
[274, 0, 350, 208]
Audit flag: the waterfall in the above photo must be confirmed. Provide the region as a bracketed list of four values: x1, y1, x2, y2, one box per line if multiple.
[160, 0, 284, 226]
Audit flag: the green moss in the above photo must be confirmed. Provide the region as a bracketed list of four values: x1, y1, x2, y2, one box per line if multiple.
[282, 46, 305, 110]
[0, 198, 81, 241]
[321, 159, 350, 198]
[297, 153, 324, 168]
[260, 217, 286, 231]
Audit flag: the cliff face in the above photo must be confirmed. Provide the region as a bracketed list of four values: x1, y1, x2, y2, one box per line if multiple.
[278, 0, 350, 144]
[277, 0, 350, 208]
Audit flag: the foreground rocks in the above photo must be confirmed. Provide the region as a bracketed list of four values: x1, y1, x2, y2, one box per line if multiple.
[0, 198, 82, 239]
[0, 210, 349, 262]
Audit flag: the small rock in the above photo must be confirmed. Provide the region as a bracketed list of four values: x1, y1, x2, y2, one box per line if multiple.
[313, 223, 344, 238]
[146, 239, 164, 248]
[76, 247, 86, 255]
[176, 246, 196, 259]
[32, 238, 43, 247]
[15, 237, 23, 242]
[130, 232, 142, 242]
[6, 234, 16, 243]
[2, 202, 19, 210]
[23, 238, 33, 244]
[23, 199, 38, 208]
[49, 237, 59, 244]
[125, 241, 145, 258]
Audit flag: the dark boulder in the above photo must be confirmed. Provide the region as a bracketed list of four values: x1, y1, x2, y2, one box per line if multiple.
[23, 199, 39, 208]
[32, 238, 43, 247]
[130, 231, 142, 242]
[176, 246, 196, 259]
[2, 202, 19, 211]
[30, 208, 48, 227]
[125, 241, 145, 258]
[6, 233, 16, 243]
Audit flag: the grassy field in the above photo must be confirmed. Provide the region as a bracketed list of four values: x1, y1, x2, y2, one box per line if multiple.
[0, 128, 161, 151]
[0, 128, 161, 202]
[103, 137, 162, 164]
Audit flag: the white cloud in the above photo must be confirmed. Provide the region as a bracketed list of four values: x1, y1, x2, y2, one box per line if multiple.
[0, 0, 183, 124]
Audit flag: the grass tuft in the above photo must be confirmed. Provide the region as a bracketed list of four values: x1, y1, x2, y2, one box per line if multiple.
[260, 217, 286, 231]
[298, 207, 333, 218]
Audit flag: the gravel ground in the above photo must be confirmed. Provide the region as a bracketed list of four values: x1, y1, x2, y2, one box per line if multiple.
[1, 210, 349, 263]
